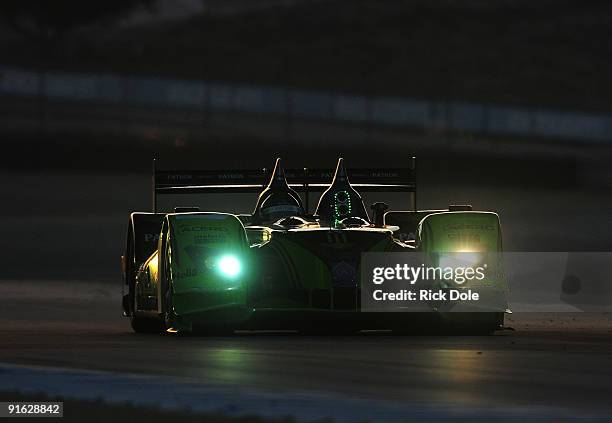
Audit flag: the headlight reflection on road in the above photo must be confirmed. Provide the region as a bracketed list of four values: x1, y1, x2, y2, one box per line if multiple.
[426, 349, 491, 405]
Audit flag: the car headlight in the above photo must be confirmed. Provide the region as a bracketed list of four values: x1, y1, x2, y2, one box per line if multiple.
[217, 255, 241, 278]
[439, 251, 482, 269]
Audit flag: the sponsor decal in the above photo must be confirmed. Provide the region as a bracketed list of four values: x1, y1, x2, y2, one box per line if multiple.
[175, 214, 228, 221]
[261, 205, 301, 215]
[448, 233, 481, 242]
[174, 267, 198, 279]
[194, 233, 228, 244]
[218, 173, 245, 180]
[144, 233, 159, 243]
[443, 223, 495, 231]
[179, 225, 228, 233]
[167, 174, 192, 181]
[372, 171, 399, 178]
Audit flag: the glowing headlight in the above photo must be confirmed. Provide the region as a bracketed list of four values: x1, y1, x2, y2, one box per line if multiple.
[439, 252, 482, 269]
[218, 255, 241, 278]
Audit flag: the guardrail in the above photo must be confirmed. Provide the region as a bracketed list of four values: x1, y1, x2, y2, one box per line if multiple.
[2, 64, 611, 143]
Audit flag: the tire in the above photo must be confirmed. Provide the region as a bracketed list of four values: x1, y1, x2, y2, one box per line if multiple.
[130, 315, 165, 334]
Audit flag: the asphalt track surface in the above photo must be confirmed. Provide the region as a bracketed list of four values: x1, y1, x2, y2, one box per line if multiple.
[2, 170, 612, 420]
[2, 280, 612, 420]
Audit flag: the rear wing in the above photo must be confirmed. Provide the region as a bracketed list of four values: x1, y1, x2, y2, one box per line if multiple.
[152, 157, 416, 213]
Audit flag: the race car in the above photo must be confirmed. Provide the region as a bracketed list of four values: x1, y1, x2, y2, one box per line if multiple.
[121, 157, 509, 335]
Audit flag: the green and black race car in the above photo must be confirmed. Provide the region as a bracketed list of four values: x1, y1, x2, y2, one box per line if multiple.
[121, 157, 509, 335]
